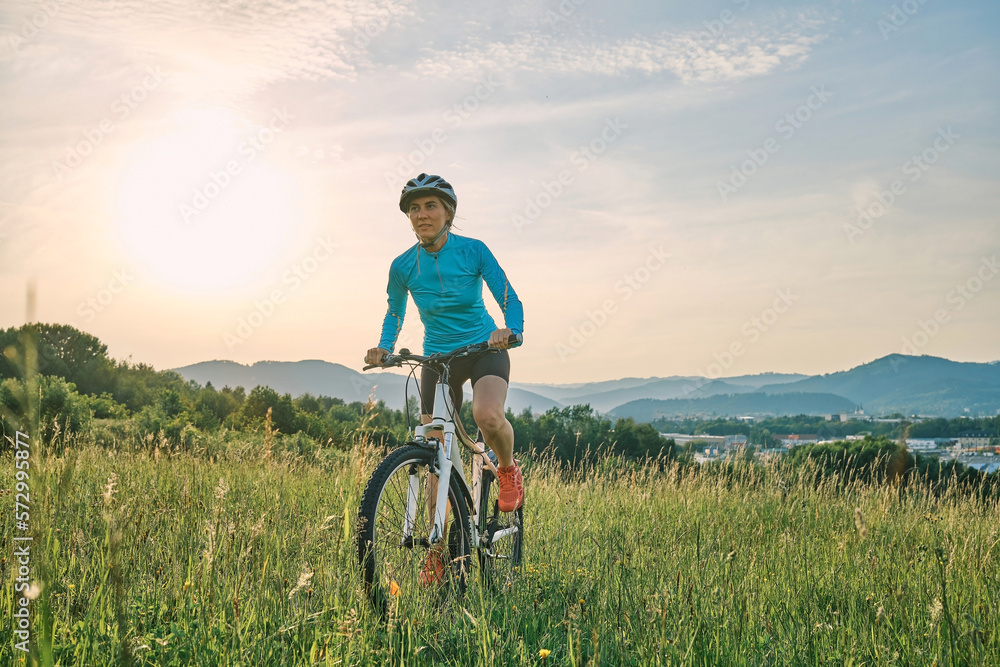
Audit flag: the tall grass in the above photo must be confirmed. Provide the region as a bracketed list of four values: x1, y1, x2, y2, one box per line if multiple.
[1, 432, 997, 665]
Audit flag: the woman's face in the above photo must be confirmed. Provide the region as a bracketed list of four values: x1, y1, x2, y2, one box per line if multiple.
[407, 195, 450, 244]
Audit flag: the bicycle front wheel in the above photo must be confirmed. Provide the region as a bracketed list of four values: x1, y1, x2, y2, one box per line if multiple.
[477, 462, 524, 591]
[357, 445, 472, 618]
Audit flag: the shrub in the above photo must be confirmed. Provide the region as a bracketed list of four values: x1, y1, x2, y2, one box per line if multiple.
[0, 375, 92, 448]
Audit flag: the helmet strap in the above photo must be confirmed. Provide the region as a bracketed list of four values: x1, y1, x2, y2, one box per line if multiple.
[418, 223, 450, 250]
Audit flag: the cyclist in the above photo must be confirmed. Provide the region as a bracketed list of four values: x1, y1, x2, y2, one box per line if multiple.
[364, 173, 525, 523]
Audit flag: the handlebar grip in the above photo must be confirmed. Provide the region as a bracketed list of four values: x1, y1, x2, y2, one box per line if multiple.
[364, 354, 401, 371]
[508, 333, 523, 348]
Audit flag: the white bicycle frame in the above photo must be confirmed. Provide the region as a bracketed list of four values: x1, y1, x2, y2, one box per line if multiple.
[402, 370, 519, 550]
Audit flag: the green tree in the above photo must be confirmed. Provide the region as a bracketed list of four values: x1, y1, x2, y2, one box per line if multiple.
[0, 323, 116, 396]
[235, 386, 301, 434]
[1, 375, 92, 446]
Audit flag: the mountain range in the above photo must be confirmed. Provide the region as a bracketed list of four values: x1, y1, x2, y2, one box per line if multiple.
[172, 354, 1000, 419]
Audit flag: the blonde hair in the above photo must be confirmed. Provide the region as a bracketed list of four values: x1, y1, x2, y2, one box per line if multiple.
[441, 199, 455, 225]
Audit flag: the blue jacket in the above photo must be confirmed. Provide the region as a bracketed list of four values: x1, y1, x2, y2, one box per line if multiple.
[378, 233, 524, 354]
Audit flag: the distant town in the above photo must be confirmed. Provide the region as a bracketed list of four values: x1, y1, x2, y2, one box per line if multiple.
[665, 410, 1000, 473]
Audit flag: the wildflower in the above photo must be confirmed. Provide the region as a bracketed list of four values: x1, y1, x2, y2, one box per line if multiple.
[854, 507, 868, 539]
[214, 477, 229, 502]
[25, 583, 42, 600]
[929, 598, 943, 625]
[339, 607, 360, 638]
[250, 513, 267, 539]
[202, 522, 217, 568]
[288, 565, 314, 600]
[390, 580, 400, 597]
[539, 648, 551, 660]
[103, 473, 118, 504]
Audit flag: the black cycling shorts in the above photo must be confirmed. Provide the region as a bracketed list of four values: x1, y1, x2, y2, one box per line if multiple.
[419, 349, 510, 417]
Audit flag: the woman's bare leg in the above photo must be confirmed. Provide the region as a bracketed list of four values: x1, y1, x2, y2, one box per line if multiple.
[472, 376, 514, 468]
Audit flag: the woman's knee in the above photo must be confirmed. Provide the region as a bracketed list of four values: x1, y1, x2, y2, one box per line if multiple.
[473, 404, 506, 433]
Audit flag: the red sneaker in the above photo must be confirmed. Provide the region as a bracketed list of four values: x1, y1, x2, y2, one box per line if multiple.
[419, 548, 447, 587]
[496, 463, 524, 513]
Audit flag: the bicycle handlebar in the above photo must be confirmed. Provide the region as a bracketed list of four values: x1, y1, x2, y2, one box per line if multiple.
[363, 333, 522, 371]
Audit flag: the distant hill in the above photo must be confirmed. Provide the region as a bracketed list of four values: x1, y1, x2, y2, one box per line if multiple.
[173, 359, 560, 414]
[175, 359, 387, 404]
[174, 354, 1000, 420]
[511, 372, 807, 412]
[609, 392, 858, 421]
[510, 377, 663, 404]
[759, 355, 1000, 417]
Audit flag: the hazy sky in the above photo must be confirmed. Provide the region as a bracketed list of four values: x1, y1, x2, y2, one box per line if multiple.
[1, 0, 998, 384]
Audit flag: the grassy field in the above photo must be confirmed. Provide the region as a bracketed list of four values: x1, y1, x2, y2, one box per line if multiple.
[2, 433, 998, 666]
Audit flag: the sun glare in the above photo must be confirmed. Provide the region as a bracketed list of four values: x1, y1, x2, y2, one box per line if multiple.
[115, 107, 300, 292]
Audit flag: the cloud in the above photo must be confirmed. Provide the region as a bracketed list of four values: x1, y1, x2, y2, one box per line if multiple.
[2, 0, 417, 104]
[412, 18, 827, 84]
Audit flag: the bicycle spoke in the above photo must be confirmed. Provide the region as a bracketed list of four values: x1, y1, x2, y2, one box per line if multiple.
[358, 446, 471, 618]
[477, 470, 524, 592]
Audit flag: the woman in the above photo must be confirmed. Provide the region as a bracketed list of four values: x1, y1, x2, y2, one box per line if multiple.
[365, 173, 525, 519]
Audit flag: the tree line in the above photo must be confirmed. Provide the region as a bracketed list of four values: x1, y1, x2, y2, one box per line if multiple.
[0, 324, 413, 450]
[650, 413, 1000, 447]
[2, 324, 997, 497]
[0, 324, 677, 461]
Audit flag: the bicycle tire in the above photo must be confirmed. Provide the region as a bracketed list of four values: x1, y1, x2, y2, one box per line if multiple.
[477, 457, 524, 591]
[357, 444, 472, 617]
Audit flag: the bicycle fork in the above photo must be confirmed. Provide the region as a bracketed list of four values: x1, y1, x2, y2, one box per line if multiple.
[401, 381, 464, 547]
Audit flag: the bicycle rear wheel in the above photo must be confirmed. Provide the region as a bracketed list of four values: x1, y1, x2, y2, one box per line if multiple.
[477, 454, 524, 591]
[357, 444, 472, 618]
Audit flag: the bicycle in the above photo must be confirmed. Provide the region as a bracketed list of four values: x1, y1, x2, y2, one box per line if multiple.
[357, 334, 524, 617]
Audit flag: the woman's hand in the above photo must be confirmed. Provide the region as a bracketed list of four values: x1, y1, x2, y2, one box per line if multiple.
[365, 347, 389, 365]
[488, 328, 514, 349]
